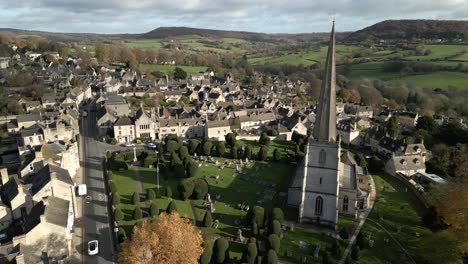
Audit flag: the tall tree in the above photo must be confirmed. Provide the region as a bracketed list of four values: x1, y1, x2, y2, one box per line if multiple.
[119, 212, 203, 264]
[386, 116, 400, 139]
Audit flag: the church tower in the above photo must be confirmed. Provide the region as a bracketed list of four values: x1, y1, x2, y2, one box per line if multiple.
[298, 21, 340, 229]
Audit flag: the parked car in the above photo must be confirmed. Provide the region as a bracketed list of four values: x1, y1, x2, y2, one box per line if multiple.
[88, 240, 99, 255]
[147, 142, 157, 149]
[124, 142, 135, 147]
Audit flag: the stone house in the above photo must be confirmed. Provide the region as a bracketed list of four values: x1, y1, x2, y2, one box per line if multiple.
[134, 107, 159, 140]
[113, 116, 135, 143]
[159, 118, 204, 139]
[21, 126, 45, 147]
[205, 120, 232, 141]
[336, 121, 361, 146]
[385, 154, 426, 176]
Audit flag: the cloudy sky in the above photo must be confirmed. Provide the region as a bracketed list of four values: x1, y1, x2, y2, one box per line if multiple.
[0, 0, 467, 34]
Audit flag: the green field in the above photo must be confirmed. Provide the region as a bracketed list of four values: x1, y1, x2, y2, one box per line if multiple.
[396, 71, 468, 90]
[249, 45, 364, 66]
[125, 39, 163, 48]
[405, 45, 468, 61]
[452, 52, 468, 61]
[139, 64, 208, 74]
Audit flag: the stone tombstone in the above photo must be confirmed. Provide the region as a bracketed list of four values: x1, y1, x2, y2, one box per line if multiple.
[213, 219, 219, 229]
[290, 223, 295, 231]
[397, 225, 402, 233]
[237, 229, 244, 243]
[313, 244, 320, 258]
[369, 239, 375, 248]
[206, 193, 212, 203]
[301, 256, 307, 263]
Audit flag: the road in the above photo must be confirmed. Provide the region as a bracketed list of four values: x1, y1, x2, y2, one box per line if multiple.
[79, 101, 116, 264]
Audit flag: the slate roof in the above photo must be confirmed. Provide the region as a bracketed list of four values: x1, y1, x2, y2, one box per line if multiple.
[206, 120, 230, 128]
[44, 196, 69, 227]
[16, 114, 41, 124]
[342, 163, 357, 190]
[114, 116, 134, 126]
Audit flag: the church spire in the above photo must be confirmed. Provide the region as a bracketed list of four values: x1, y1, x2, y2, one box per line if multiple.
[313, 20, 336, 143]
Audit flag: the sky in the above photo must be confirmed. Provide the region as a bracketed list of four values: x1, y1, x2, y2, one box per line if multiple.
[0, 0, 467, 34]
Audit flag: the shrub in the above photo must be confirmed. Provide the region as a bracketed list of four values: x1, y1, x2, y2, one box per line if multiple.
[200, 239, 213, 264]
[216, 142, 225, 157]
[189, 139, 200, 155]
[270, 219, 281, 236]
[202, 140, 212, 156]
[351, 245, 360, 260]
[166, 140, 180, 153]
[193, 179, 209, 200]
[213, 237, 229, 264]
[174, 163, 186, 178]
[133, 206, 142, 220]
[149, 202, 159, 217]
[340, 227, 349, 239]
[186, 161, 198, 177]
[112, 192, 121, 206]
[178, 179, 194, 200]
[203, 211, 213, 227]
[273, 148, 281, 162]
[147, 189, 156, 200]
[266, 249, 278, 264]
[259, 132, 271, 146]
[166, 200, 177, 213]
[132, 192, 140, 205]
[117, 227, 126, 243]
[268, 234, 280, 252]
[258, 146, 268, 161]
[231, 144, 238, 159]
[244, 145, 252, 160]
[247, 205, 265, 227]
[114, 208, 124, 221]
[271, 208, 284, 224]
[144, 156, 157, 168]
[165, 186, 172, 198]
[109, 180, 117, 194]
[225, 132, 236, 147]
[170, 151, 182, 167]
[252, 222, 258, 236]
[244, 241, 258, 264]
[178, 146, 190, 161]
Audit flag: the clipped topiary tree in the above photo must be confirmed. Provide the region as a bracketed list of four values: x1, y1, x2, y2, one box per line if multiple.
[268, 234, 280, 253]
[189, 139, 201, 155]
[132, 192, 140, 205]
[193, 179, 209, 200]
[200, 239, 213, 264]
[165, 186, 172, 198]
[216, 142, 225, 157]
[178, 145, 190, 161]
[271, 207, 284, 224]
[244, 240, 258, 264]
[225, 132, 236, 147]
[147, 189, 156, 200]
[213, 237, 229, 264]
[178, 179, 194, 200]
[174, 163, 186, 178]
[166, 200, 177, 213]
[114, 207, 124, 221]
[109, 180, 117, 194]
[166, 140, 180, 153]
[266, 249, 278, 264]
[231, 144, 238, 159]
[133, 206, 143, 220]
[112, 192, 121, 206]
[247, 206, 265, 228]
[202, 140, 213, 156]
[244, 145, 252, 160]
[149, 202, 159, 217]
[258, 146, 268, 161]
[170, 151, 182, 167]
[270, 219, 281, 236]
[259, 132, 271, 146]
[252, 222, 258, 236]
[203, 211, 213, 227]
[273, 148, 281, 162]
[186, 161, 198, 178]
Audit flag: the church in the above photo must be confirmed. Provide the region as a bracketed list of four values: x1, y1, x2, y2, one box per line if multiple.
[288, 22, 365, 230]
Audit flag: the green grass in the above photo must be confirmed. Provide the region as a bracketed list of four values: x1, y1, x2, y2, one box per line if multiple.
[344, 62, 403, 80]
[124, 39, 163, 48]
[452, 52, 468, 61]
[405, 45, 468, 60]
[396, 71, 468, 90]
[139, 64, 208, 74]
[359, 174, 430, 264]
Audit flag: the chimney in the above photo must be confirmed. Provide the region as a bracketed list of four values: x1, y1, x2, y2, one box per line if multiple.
[0, 168, 9, 185]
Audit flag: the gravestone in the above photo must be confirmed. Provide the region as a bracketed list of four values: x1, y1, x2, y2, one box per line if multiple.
[237, 229, 245, 243]
[291, 223, 295, 231]
[313, 244, 320, 258]
[369, 239, 374, 248]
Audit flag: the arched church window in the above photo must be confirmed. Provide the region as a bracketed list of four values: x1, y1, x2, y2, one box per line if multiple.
[319, 149, 326, 165]
[343, 196, 349, 212]
[315, 196, 323, 216]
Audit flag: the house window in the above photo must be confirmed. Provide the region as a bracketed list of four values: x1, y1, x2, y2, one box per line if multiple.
[29, 136, 33, 142]
[38, 135, 42, 141]
[343, 196, 349, 212]
[320, 177, 322, 184]
[315, 196, 323, 216]
[319, 149, 326, 165]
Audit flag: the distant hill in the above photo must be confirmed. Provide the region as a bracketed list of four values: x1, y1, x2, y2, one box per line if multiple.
[0, 28, 141, 42]
[346, 20, 468, 42]
[140, 27, 273, 41]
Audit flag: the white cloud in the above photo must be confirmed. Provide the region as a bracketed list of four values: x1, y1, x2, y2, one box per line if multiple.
[0, 0, 466, 33]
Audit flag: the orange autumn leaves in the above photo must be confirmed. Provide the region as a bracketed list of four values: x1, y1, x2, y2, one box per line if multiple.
[119, 212, 203, 264]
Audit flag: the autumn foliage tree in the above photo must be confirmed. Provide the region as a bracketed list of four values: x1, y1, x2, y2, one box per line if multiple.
[119, 212, 203, 264]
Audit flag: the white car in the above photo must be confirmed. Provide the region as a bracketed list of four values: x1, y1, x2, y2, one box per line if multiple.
[88, 240, 99, 255]
[124, 142, 135, 147]
[147, 142, 157, 149]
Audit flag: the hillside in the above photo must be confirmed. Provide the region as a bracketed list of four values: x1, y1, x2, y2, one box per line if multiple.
[346, 19, 468, 42]
[0, 28, 141, 42]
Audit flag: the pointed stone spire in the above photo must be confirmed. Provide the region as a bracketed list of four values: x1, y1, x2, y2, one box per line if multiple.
[313, 20, 336, 143]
